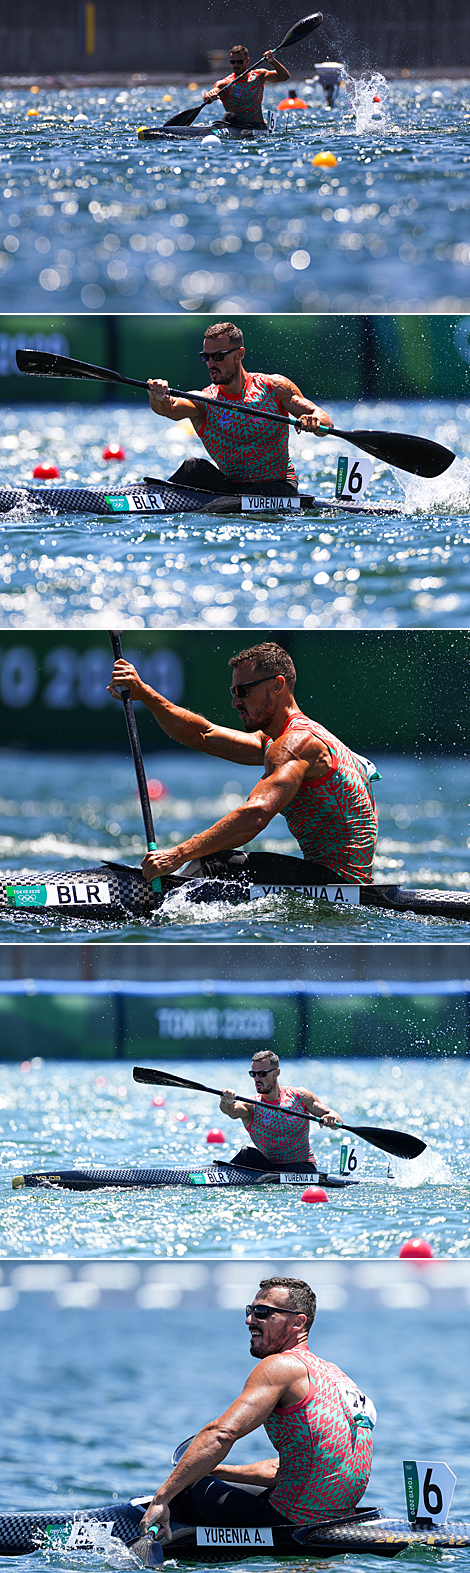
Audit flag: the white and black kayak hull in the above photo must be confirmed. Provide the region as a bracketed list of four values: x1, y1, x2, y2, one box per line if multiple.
[2, 854, 470, 922]
[12, 1163, 357, 1192]
[1, 1500, 470, 1561]
[0, 478, 400, 518]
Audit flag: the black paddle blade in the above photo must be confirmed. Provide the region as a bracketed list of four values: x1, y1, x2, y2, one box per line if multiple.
[16, 348, 119, 383]
[164, 103, 206, 128]
[133, 1066, 213, 1094]
[346, 1124, 426, 1160]
[335, 428, 455, 478]
[278, 11, 323, 46]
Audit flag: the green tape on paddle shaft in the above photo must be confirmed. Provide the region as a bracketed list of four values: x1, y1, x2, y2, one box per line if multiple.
[147, 841, 162, 894]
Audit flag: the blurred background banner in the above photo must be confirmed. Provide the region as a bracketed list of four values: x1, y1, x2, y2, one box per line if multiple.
[2, 315, 470, 401]
[0, 629, 469, 752]
[1, 0, 469, 74]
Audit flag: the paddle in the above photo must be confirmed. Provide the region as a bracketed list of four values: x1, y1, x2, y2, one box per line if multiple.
[163, 13, 323, 129]
[107, 632, 162, 895]
[132, 1066, 426, 1160]
[16, 350, 455, 478]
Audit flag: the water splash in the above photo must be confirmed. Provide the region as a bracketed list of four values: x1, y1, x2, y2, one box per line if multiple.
[397, 455, 470, 515]
[344, 71, 388, 134]
[388, 1145, 454, 1187]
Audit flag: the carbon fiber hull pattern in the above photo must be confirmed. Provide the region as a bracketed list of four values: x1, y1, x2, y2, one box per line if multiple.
[1, 1503, 469, 1561]
[0, 480, 400, 518]
[12, 1164, 356, 1191]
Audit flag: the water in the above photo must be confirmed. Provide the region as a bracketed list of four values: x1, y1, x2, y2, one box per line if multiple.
[1, 401, 470, 629]
[1, 749, 470, 941]
[1, 1058, 469, 1256]
[1, 1275, 470, 1573]
[1, 79, 470, 310]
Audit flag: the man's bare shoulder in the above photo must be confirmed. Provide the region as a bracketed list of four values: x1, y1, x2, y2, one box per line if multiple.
[246, 1349, 305, 1386]
[269, 372, 303, 400]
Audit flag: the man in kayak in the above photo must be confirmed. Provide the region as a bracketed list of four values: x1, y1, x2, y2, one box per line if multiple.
[219, 1049, 341, 1172]
[202, 44, 289, 129]
[140, 1275, 376, 1537]
[147, 320, 334, 497]
[108, 640, 379, 884]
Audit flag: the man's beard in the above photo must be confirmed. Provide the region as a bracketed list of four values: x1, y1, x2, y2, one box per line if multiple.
[239, 697, 277, 733]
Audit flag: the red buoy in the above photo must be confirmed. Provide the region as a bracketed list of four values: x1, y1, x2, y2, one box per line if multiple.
[152, 1095, 166, 1107]
[373, 94, 380, 101]
[399, 1238, 433, 1259]
[301, 1186, 329, 1203]
[102, 442, 126, 460]
[174, 1111, 188, 1123]
[20, 1061, 32, 1073]
[33, 462, 60, 479]
[206, 1128, 225, 1144]
[146, 779, 169, 800]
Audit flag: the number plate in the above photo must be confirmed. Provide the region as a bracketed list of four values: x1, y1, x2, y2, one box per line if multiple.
[6, 881, 112, 908]
[196, 1528, 274, 1548]
[45, 1522, 115, 1551]
[241, 495, 301, 512]
[105, 491, 165, 512]
[249, 884, 360, 904]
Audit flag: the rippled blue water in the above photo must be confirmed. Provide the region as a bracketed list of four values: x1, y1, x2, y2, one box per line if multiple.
[1, 1271, 470, 1573]
[1, 1058, 469, 1256]
[1, 750, 470, 940]
[1, 78, 470, 310]
[1, 401, 470, 629]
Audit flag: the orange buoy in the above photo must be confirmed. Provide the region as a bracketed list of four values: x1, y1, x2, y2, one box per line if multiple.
[373, 94, 380, 102]
[301, 1186, 329, 1203]
[102, 442, 126, 460]
[27, 109, 39, 116]
[399, 1238, 433, 1259]
[33, 462, 60, 479]
[312, 151, 337, 167]
[206, 1128, 225, 1143]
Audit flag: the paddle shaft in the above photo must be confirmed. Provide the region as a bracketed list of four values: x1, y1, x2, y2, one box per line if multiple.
[16, 352, 455, 476]
[132, 1067, 426, 1157]
[108, 633, 161, 892]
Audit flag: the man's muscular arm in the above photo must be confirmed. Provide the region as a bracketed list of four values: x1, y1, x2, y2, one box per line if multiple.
[107, 661, 264, 764]
[270, 373, 334, 433]
[141, 751, 311, 877]
[147, 380, 206, 431]
[219, 1091, 252, 1127]
[298, 1087, 342, 1128]
[140, 1356, 304, 1535]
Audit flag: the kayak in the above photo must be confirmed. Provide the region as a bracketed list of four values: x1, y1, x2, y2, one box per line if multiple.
[2, 852, 470, 921]
[1, 1498, 469, 1560]
[0, 478, 401, 518]
[138, 123, 270, 139]
[12, 1162, 358, 1192]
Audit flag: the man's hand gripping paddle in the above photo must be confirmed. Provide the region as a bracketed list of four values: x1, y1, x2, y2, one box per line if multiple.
[132, 1066, 427, 1160]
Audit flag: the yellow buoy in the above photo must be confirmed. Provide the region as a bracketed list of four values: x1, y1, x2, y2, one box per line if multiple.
[27, 108, 39, 116]
[137, 126, 148, 138]
[312, 150, 337, 166]
[188, 81, 199, 90]
[162, 94, 173, 102]
[30, 84, 40, 93]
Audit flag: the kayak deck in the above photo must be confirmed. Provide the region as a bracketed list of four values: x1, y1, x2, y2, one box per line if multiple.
[1, 1500, 469, 1561]
[0, 478, 401, 518]
[2, 857, 470, 922]
[137, 123, 268, 139]
[12, 1164, 357, 1191]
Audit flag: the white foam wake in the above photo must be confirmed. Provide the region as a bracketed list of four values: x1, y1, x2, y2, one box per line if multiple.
[387, 1145, 454, 1187]
[344, 71, 388, 134]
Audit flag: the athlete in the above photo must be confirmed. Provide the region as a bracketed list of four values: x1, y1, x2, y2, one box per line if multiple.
[108, 641, 380, 885]
[278, 86, 309, 109]
[219, 1049, 342, 1171]
[140, 1275, 376, 1538]
[147, 320, 334, 497]
[203, 43, 289, 129]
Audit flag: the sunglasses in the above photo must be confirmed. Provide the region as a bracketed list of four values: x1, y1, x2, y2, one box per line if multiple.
[199, 349, 235, 363]
[230, 677, 274, 698]
[246, 1303, 295, 1321]
[249, 1068, 273, 1078]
